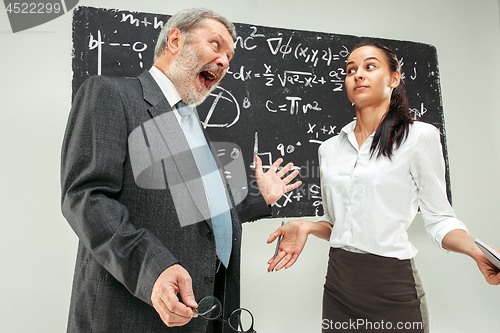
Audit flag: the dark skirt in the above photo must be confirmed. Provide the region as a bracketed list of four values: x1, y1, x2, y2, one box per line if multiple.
[322, 248, 429, 333]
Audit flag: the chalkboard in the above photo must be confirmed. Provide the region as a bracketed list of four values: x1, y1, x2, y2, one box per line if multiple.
[72, 6, 451, 217]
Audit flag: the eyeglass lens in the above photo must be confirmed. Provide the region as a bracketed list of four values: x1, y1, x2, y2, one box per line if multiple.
[228, 308, 254, 333]
[194, 296, 222, 319]
[194, 296, 255, 332]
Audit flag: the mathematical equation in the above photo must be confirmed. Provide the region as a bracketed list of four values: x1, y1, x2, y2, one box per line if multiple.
[227, 63, 349, 92]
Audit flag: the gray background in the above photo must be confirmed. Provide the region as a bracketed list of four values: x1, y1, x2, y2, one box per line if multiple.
[1, 0, 499, 332]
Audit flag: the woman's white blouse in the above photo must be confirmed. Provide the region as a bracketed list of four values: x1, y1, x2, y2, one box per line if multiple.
[319, 120, 468, 259]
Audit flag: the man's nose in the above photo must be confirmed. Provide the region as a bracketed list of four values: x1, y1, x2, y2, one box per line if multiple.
[217, 54, 230, 71]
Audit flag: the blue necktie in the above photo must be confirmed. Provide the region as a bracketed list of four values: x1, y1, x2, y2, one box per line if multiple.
[176, 101, 232, 267]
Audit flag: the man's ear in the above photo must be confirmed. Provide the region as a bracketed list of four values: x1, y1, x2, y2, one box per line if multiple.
[167, 28, 184, 55]
[390, 71, 401, 89]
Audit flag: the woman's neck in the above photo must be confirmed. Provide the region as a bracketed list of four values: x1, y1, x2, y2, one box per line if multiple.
[354, 103, 389, 147]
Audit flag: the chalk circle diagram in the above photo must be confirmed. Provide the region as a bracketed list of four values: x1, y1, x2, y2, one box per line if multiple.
[199, 86, 240, 129]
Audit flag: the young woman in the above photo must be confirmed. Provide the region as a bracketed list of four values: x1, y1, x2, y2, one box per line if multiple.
[267, 42, 500, 332]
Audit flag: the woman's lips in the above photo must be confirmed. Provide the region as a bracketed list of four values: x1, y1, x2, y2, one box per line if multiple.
[354, 85, 368, 91]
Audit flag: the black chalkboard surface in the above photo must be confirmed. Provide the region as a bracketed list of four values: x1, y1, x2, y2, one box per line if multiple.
[72, 6, 451, 217]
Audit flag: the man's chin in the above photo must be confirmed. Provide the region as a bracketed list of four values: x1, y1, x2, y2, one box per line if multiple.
[184, 94, 207, 106]
[185, 86, 217, 106]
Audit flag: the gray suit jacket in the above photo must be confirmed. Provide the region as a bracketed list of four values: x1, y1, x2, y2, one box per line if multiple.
[61, 71, 271, 333]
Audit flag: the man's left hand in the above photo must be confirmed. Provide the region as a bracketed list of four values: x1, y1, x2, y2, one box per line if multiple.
[254, 155, 302, 205]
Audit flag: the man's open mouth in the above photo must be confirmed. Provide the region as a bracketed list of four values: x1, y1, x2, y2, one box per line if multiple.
[199, 70, 219, 88]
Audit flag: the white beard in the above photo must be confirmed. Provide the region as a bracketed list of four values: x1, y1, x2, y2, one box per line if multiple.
[167, 44, 218, 106]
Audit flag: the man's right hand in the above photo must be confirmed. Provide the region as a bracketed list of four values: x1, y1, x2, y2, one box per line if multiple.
[151, 264, 198, 327]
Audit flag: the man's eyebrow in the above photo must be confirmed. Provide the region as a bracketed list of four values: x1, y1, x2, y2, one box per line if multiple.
[212, 33, 228, 45]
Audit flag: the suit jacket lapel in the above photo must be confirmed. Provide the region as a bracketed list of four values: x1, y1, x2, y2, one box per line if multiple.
[138, 71, 211, 224]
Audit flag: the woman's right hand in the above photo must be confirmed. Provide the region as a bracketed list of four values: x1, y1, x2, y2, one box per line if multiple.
[267, 220, 311, 272]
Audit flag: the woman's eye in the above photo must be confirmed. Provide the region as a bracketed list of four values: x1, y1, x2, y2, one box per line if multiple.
[367, 64, 376, 70]
[347, 68, 355, 74]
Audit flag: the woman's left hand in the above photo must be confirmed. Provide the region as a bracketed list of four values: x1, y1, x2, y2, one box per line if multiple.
[473, 245, 500, 285]
[442, 230, 500, 285]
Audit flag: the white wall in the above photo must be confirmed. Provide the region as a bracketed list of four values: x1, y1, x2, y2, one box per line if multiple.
[1, 0, 499, 332]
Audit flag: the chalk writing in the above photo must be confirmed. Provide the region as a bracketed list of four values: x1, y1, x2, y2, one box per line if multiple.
[277, 141, 301, 157]
[410, 62, 417, 80]
[120, 13, 164, 29]
[88, 30, 103, 75]
[307, 122, 337, 145]
[200, 86, 240, 129]
[89, 30, 150, 73]
[295, 43, 349, 67]
[235, 26, 265, 51]
[410, 103, 428, 119]
[266, 97, 321, 115]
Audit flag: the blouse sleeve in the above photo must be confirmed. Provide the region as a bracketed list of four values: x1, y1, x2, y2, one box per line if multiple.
[318, 145, 335, 225]
[410, 123, 468, 250]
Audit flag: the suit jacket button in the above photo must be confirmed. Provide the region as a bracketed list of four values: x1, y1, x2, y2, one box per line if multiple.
[207, 231, 214, 241]
[204, 276, 214, 285]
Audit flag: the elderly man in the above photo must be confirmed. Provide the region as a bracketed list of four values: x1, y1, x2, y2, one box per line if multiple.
[61, 8, 300, 333]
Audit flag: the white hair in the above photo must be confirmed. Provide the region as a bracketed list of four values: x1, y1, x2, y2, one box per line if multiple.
[154, 8, 236, 62]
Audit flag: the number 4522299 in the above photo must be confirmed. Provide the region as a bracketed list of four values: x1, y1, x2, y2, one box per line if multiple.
[5, 2, 62, 14]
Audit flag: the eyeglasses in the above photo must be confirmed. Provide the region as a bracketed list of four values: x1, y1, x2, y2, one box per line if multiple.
[192, 296, 256, 333]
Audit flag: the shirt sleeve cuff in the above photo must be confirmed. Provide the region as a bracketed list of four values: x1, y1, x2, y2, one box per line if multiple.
[428, 218, 469, 251]
[319, 214, 334, 225]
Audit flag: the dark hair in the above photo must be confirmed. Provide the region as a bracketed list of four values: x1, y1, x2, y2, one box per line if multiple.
[348, 41, 413, 159]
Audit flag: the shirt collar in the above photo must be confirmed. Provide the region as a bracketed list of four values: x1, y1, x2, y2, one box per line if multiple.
[340, 120, 376, 138]
[341, 119, 377, 151]
[340, 120, 357, 137]
[149, 66, 182, 107]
